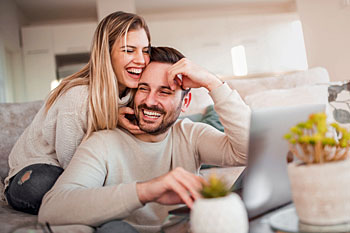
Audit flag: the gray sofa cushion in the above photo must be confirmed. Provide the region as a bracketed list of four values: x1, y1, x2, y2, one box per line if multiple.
[0, 101, 43, 182]
[0, 201, 38, 233]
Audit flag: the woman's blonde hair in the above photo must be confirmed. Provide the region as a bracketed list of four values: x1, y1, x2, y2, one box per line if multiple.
[45, 11, 151, 140]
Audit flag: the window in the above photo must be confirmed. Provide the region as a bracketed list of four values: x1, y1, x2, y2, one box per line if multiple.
[231, 45, 248, 76]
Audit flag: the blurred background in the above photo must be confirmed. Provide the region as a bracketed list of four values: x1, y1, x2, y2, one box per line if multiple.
[0, 0, 349, 103]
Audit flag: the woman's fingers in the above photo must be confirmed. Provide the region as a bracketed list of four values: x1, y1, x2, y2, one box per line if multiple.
[128, 127, 144, 135]
[118, 107, 143, 134]
[119, 106, 135, 115]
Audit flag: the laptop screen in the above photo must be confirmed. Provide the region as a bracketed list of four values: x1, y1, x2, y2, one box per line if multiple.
[241, 104, 326, 218]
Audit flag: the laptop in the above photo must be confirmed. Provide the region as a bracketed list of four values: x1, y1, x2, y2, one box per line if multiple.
[168, 104, 325, 219]
[242, 104, 325, 218]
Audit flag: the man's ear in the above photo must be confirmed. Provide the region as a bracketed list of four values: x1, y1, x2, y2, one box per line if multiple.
[181, 92, 191, 112]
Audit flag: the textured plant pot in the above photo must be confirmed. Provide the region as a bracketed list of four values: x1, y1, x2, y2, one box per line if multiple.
[288, 160, 350, 225]
[190, 193, 248, 233]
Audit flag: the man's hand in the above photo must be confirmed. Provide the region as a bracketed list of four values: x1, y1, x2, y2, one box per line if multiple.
[136, 167, 206, 208]
[118, 107, 144, 135]
[167, 58, 223, 92]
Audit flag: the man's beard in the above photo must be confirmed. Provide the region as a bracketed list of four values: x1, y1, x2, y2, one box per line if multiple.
[135, 103, 182, 135]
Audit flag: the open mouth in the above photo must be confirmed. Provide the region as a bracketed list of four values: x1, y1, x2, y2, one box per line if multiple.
[142, 109, 162, 120]
[127, 68, 143, 77]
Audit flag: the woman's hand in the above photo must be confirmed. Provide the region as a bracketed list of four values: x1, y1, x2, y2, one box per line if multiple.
[118, 107, 143, 135]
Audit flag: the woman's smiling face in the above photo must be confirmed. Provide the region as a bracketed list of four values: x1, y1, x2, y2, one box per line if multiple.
[111, 28, 150, 94]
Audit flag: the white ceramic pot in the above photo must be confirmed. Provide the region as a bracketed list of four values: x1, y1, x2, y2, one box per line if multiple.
[190, 193, 248, 233]
[288, 160, 350, 225]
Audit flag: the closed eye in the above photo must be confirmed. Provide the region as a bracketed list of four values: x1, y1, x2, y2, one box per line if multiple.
[159, 88, 173, 95]
[138, 86, 149, 91]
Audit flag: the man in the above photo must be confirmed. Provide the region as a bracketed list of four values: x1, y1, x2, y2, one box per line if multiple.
[38, 47, 250, 233]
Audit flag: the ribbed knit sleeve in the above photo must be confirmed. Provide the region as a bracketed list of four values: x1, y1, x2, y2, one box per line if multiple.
[209, 82, 251, 161]
[183, 82, 250, 166]
[38, 133, 143, 226]
[54, 90, 88, 168]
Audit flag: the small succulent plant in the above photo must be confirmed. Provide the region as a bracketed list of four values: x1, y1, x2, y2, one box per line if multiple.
[284, 112, 350, 164]
[201, 174, 230, 198]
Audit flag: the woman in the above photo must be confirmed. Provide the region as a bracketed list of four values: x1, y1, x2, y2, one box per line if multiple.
[4, 11, 150, 215]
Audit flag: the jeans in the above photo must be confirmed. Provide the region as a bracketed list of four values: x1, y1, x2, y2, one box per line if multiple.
[95, 220, 139, 233]
[5, 163, 63, 215]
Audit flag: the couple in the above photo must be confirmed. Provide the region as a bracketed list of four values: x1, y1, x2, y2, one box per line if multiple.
[4, 11, 250, 233]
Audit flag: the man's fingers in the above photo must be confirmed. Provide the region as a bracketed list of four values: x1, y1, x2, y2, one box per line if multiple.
[173, 170, 204, 200]
[166, 167, 207, 206]
[167, 178, 195, 208]
[167, 59, 187, 90]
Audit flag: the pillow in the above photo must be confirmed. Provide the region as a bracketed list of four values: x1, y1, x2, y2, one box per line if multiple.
[244, 85, 329, 110]
[201, 105, 224, 132]
[328, 81, 350, 129]
[179, 113, 203, 122]
[0, 101, 43, 181]
[180, 87, 213, 117]
[180, 105, 224, 132]
[226, 67, 330, 99]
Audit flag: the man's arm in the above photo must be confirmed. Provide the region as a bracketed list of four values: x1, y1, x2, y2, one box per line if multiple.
[168, 58, 251, 165]
[39, 132, 206, 226]
[38, 133, 143, 227]
[197, 83, 250, 165]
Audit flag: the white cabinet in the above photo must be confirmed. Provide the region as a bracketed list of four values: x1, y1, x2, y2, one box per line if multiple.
[22, 26, 56, 101]
[53, 23, 96, 54]
[23, 51, 56, 101]
[22, 26, 53, 52]
[21, 22, 96, 101]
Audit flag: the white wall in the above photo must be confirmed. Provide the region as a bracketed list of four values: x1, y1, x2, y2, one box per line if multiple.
[0, 0, 27, 102]
[2, 1, 310, 102]
[143, 9, 308, 78]
[97, 0, 136, 20]
[296, 0, 350, 82]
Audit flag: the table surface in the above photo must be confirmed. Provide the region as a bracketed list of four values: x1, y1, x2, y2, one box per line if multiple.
[161, 166, 289, 233]
[160, 203, 293, 233]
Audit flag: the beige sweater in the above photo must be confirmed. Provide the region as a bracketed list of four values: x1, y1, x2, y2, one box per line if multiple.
[38, 83, 251, 233]
[5, 85, 132, 190]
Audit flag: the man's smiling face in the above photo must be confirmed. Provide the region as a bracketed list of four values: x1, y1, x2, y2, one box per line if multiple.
[134, 62, 184, 135]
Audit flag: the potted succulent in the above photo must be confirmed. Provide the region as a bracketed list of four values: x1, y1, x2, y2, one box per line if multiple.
[190, 174, 248, 233]
[284, 112, 350, 225]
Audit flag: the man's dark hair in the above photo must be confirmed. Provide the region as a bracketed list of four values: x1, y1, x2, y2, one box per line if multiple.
[150, 46, 185, 64]
[150, 46, 191, 98]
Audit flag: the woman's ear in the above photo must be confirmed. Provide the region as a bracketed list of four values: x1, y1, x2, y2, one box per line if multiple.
[181, 92, 192, 112]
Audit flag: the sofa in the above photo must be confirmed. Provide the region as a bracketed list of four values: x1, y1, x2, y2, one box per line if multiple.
[0, 67, 331, 233]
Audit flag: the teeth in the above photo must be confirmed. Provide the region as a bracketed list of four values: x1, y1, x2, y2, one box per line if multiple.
[143, 110, 161, 118]
[127, 68, 142, 74]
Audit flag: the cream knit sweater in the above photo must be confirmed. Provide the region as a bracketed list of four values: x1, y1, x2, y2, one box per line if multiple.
[38, 83, 251, 233]
[5, 85, 132, 190]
